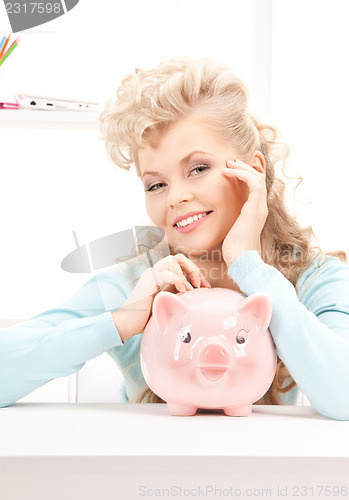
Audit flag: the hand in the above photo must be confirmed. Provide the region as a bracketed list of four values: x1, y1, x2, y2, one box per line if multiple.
[112, 253, 211, 341]
[221, 157, 268, 268]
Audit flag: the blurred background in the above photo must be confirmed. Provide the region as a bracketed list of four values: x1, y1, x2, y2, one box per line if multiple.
[0, 0, 348, 401]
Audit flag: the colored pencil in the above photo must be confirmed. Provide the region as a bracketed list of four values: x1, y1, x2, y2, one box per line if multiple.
[0, 36, 6, 52]
[0, 34, 11, 61]
[3, 36, 20, 55]
[0, 36, 20, 66]
[0, 42, 19, 66]
[2, 36, 20, 55]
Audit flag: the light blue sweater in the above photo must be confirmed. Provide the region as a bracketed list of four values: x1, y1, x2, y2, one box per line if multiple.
[1, 251, 349, 420]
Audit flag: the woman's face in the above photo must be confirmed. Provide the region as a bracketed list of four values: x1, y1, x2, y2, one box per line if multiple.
[138, 116, 250, 259]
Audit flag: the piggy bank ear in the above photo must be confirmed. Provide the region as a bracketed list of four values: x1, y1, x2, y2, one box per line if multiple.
[153, 291, 190, 333]
[238, 294, 272, 332]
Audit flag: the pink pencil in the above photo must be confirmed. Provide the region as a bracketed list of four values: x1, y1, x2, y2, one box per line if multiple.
[0, 102, 20, 109]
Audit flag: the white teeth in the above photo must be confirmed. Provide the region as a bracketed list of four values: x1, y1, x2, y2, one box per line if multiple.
[176, 212, 209, 227]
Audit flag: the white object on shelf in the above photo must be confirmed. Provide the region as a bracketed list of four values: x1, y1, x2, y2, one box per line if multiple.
[0, 109, 100, 130]
[15, 92, 101, 112]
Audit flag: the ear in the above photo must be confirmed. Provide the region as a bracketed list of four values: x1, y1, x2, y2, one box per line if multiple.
[237, 293, 272, 332]
[152, 291, 189, 333]
[252, 151, 266, 175]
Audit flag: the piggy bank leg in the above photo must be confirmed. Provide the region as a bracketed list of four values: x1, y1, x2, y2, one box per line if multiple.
[223, 405, 252, 417]
[167, 403, 197, 416]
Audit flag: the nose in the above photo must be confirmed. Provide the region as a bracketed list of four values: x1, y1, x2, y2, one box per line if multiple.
[168, 181, 194, 209]
[199, 344, 230, 366]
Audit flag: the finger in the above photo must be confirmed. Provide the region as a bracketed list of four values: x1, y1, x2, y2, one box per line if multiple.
[153, 256, 193, 291]
[223, 167, 260, 192]
[226, 159, 262, 175]
[222, 167, 267, 222]
[170, 258, 196, 289]
[172, 254, 210, 288]
[188, 271, 201, 288]
[188, 270, 211, 288]
[154, 254, 210, 288]
[158, 269, 193, 293]
[161, 283, 178, 293]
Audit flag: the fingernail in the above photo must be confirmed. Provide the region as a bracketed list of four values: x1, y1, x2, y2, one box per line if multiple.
[204, 279, 211, 288]
[193, 276, 200, 288]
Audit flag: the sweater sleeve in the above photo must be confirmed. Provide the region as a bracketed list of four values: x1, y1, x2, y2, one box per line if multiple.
[0, 267, 132, 408]
[228, 251, 349, 421]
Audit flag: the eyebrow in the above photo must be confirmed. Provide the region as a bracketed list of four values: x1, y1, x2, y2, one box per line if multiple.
[141, 150, 213, 178]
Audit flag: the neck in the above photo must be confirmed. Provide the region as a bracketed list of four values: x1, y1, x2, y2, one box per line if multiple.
[185, 247, 241, 292]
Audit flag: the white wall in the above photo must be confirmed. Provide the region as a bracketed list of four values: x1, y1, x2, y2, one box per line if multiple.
[272, 0, 349, 254]
[0, 0, 256, 318]
[2, 1, 348, 316]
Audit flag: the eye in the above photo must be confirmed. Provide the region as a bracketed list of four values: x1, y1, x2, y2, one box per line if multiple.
[145, 164, 210, 192]
[188, 164, 210, 176]
[145, 182, 166, 192]
[236, 329, 248, 344]
[178, 326, 191, 343]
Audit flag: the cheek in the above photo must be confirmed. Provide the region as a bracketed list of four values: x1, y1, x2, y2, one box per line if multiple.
[145, 197, 166, 226]
[145, 197, 156, 220]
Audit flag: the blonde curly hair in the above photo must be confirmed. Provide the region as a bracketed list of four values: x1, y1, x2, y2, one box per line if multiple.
[99, 56, 347, 406]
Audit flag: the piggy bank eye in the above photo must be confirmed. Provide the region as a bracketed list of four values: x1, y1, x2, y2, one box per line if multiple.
[236, 329, 248, 344]
[178, 327, 191, 343]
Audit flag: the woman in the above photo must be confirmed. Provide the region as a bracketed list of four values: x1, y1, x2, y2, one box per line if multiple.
[1, 57, 348, 419]
[99, 56, 349, 417]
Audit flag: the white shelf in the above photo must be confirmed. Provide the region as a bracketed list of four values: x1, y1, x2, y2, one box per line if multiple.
[0, 404, 348, 500]
[0, 109, 100, 130]
[1, 403, 348, 458]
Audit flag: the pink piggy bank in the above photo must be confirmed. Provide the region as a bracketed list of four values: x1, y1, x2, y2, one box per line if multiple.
[140, 288, 276, 416]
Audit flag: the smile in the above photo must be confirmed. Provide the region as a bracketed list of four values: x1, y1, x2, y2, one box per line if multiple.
[174, 211, 213, 233]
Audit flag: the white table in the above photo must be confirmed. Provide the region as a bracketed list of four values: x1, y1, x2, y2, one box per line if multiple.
[0, 403, 348, 500]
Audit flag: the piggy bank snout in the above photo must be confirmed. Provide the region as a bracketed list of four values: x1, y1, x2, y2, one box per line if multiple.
[198, 344, 230, 367]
